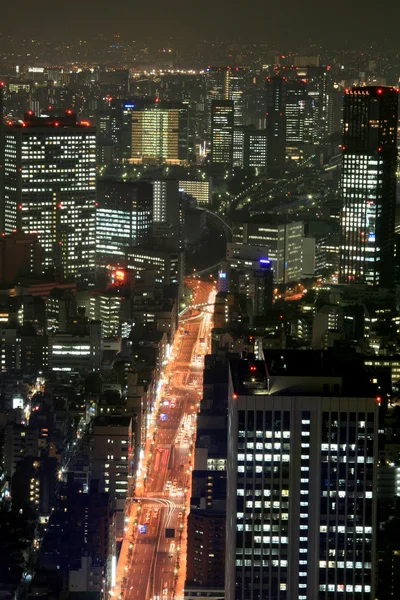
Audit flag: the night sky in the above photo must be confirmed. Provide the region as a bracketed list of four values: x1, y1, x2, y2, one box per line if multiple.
[4, 0, 400, 46]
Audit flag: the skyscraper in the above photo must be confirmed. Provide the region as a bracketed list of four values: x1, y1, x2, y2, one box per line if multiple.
[3, 111, 96, 281]
[266, 76, 286, 176]
[225, 353, 379, 600]
[211, 100, 234, 167]
[96, 179, 153, 269]
[129, 101, 189, 165]
[224, 67, 247, 126]
[339, 86, 398, 287]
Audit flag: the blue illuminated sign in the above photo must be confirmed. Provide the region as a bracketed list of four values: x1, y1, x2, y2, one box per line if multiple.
[139, 525, 147, 534]
[219, 272, 227, 279]
[161, 413, 167, 421]
[124, 104, 135, 109]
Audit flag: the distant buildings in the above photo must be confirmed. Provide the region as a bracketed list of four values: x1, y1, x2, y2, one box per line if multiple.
[339, 86, 398, 287]
[3, 111, 96, 281]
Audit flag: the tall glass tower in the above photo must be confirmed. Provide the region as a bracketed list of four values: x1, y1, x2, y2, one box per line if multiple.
[339, 86, 398, 287]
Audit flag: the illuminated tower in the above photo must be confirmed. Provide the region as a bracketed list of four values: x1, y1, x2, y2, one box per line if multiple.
[224, 67, 247, 126]
[130, 101, 189, 165]
[2, 111, 96, 281]
[339, 86, 398, 287]
[96, 179, 153, 269]
[211, 100, 234, 167]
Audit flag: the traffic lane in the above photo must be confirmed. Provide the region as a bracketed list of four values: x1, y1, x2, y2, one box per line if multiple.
[125, 504, 160, 600]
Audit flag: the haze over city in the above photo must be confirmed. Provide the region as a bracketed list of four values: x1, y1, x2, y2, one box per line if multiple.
[0, 10, 400, 600]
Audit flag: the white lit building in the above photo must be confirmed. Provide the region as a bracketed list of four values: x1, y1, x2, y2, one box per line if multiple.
[3, 111, 96, 280]
[96, 179, 152, 269]
[178, 179, 212, 207]
[226, 358, 378, 600]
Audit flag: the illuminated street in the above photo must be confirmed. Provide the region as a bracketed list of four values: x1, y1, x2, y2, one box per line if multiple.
[115, 278, 216, 600]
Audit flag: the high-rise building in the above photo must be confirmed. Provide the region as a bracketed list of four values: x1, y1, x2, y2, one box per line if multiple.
[277, 221, 315, 283]
[205, 67, 226, 142]
[129, 101, 189, 165]
[96, 179, 153, 269]
[225, 352, 379, 600]
[2, 111, 96, 280]
[211, 100, 234, 167]
[339, 86, 398, 287]
[250, 259, 273, 317]
[149, 179, 183, 249]
[233, 126, 267, 170]
[224, 67, 247, 126]
[266, 77, 286, 176]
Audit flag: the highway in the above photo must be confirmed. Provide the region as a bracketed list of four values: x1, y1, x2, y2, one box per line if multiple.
[115, 278, 216, 600]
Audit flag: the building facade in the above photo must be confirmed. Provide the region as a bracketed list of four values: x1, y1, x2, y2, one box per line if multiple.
[225, 358, 378, 600]
[129, 102, 189, 165]
[96, 179, 152, 269]
[211, 100, 234, 167]
[3, 111, 96, 280]
[339, 87, 398, 287]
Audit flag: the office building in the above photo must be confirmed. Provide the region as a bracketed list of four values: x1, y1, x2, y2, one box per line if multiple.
[277, 221, 315, 283]
[225, 352, 379, 600]
[129, 101, 189, 165]
[90, 293, 121, 338]
[96, 179, 152, 269]
[250, 259, 273, 318]
[205, 67, 226, 142]
[2, 111, 96, 280]
[149, 179, 183, 249]
[179, 179, 212, 207]
[339, 86, 398, 287]
[224, 67, 247, 126]
[234, 127, 267, 171]
[126, 245, 184, 297]
[0, 230, 42, 285]
[266, 76, 286, 176]
[152, 179, 180, 225]
[211, 100, 234, 167]
[49, 320, 102, 372]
